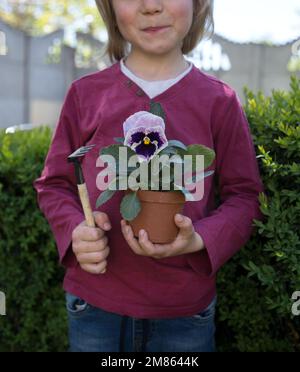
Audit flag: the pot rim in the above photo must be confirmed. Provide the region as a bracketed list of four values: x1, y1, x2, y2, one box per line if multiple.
[125, 189, 186, 204]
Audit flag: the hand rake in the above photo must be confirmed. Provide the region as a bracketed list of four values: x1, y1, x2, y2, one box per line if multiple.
[68, 145, 96, 228]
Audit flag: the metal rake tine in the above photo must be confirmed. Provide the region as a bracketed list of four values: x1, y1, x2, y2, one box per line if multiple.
[77, 144, 94, 150]
[77, 149, 90, 155]
[81, 146, 95, 152]
[82, 144, 96, 150]
[77, 145, 96, 153]
[68, 146, 96, 163]
[71, 153, 85, 158]
[70, 144, 96, 156]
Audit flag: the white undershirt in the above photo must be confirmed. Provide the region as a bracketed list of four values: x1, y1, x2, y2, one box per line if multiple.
[120, 57, 193, 99]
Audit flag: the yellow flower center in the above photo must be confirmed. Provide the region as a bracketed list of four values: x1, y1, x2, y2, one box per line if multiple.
[143, 136, 151, 145]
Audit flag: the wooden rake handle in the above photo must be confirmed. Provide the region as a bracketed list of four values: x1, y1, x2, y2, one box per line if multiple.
[77, 183, 95, 228]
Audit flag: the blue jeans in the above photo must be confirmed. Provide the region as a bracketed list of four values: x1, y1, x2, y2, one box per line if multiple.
[66, 292, 217, 352]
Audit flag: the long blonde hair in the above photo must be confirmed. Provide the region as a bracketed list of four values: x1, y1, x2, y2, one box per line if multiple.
[95, 0, 214, 63]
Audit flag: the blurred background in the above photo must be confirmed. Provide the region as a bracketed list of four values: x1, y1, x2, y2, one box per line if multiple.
[0, 0, 299, 129]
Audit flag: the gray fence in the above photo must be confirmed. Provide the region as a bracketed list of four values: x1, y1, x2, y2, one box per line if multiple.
[0, 19, 299, 129]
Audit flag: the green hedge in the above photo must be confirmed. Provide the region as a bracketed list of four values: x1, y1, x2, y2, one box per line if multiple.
[217, 76, 300, 352]
[0, 77, 299, 352]
[0, 127, 68, 352]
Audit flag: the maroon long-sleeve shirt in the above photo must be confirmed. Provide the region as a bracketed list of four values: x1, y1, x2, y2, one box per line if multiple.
[33, 62, 264, 318]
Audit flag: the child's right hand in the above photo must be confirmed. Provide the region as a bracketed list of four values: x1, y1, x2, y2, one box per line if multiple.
[72, 212, 111, 275]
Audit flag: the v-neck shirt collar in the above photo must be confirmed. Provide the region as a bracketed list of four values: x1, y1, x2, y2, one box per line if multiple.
[120, 57, 193, 100]
[115, 57, 196, 102]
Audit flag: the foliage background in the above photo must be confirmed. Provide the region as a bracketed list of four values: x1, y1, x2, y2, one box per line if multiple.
[0, 0, 103, 36]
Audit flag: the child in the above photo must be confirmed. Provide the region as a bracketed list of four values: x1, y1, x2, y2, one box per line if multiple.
[34, 0, 264, 352]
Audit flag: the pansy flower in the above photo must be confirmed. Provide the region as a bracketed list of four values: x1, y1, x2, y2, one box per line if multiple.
[123, 111, 168, 162]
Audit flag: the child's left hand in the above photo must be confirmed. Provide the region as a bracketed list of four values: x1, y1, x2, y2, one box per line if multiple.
[120, 214, 205, 259]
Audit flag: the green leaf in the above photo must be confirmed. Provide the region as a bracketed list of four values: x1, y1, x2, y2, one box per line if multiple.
[159, 146, 178, 156]
[149, 101, 166, 121]
[167, 140, 188, 151]
[96, 189, 117, 209]
[185, 170, 215, 185]
[120, 192, 141, 221]
[126, 146, 138, 158]
[178, 144, 216, 170]
[174, 184, 194, 201]
[115, 164, 137, 177]
[114, 137, 125, 144]
[100, 144, 137, 161]
[100, 144, 122, 159]
[96, 175, 128, 208]
[188, 144, 216, 169]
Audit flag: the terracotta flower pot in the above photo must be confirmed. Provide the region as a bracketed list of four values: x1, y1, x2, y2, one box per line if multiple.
[126, 190, 186, 244]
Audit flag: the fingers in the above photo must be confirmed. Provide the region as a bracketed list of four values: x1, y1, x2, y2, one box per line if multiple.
[71, 212, 112, 275]
[73, 236, 109, 255]
[93, 212, 112, 232]
[120, 220, 144, 256]
[77, 246, 110, 264]
[138, 229, 167, 259]
[72, 225, 105, 242]
[174, 214, 194, 238]
[80, 261, 107, 275]
[120, 220, 168, 259]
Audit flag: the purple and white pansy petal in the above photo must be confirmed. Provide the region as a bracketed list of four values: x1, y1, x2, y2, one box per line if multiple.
[123, 111, 166, 138]
[124, 125, 168, 162]
[123, 111, 168, 162]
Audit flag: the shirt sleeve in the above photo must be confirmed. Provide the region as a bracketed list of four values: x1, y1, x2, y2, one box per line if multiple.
[189, 91, 265, 277]
[33, 83, 85, 268]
